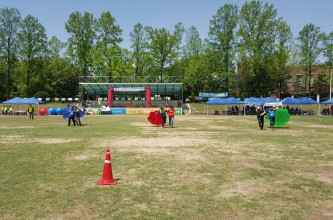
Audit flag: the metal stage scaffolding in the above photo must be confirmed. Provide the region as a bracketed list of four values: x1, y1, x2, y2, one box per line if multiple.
[79, 76, 183, 104]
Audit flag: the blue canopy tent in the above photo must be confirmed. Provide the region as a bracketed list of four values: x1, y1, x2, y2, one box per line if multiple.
[321, 98, 333, 105]
[282, 97, 318, 115]
[2, 97, 46, 114]
[244, 97, 278, 106]
[224, 97, 244, 115]
[205, 98, 226, 105]
[24, 97, 46, 115]
[2, 97, 46, 105]
[296, 97, 317, 105]
[244, 97, 261, 106]
[24, 97, 46, 105]
[1, 97, 24, 104]
[205, 97, 244, 115]
[224, 97, 244, 105]
[261, 97, 279, 105]
[205, 98, 226, 115]
[282, 97, 301, 105]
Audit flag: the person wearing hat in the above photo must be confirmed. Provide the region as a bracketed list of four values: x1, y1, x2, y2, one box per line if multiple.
[256, 105, 266, 130]
[266, 106, 276, 131]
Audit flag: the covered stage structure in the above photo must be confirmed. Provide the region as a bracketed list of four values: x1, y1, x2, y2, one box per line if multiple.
[79, 76, 183, 108]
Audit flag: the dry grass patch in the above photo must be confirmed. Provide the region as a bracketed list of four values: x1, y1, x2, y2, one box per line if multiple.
[0, 135, 79, 145]
[293, 163, 333, 185]
[36, 138, 79, 144]
[217, 179, 269, 199]
[0, 125, 34, 129]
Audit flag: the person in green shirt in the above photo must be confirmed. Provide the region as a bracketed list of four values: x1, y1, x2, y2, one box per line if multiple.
[28, 104, 35, 120]
[4, 106, 9, 115]
[8, 105, 13, 115]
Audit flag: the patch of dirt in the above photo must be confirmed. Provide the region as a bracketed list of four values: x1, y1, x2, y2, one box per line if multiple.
[229, 155, 264, 170]
[304, 124, 333, 129]
[69, 153, 99, 161]
[36, 138, 79, 144]
[0, 126, 34, 129]
[293, 163, 333, 184]
[0, 135, 25, 143]
[100, 134, 212, 149]
[217, 179, 269, 199]
[130, 122, 150, 127]
[0, 135, 79, 145]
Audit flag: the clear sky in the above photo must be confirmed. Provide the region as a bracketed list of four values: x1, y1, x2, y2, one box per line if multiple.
[1, 0, 333, 49]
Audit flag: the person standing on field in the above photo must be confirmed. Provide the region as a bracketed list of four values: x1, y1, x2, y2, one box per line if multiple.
[159, 107, 167, 128]
[256, 105, 266, 130]
[28, 104, 34, 120]
[74, 106, 81, 126]
[168, 105, 175, 128]
[68, 106, 76, 126]
[266, 106, 276, 131]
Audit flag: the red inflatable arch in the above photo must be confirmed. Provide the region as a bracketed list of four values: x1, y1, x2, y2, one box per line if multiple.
[108, 87, 151, 108]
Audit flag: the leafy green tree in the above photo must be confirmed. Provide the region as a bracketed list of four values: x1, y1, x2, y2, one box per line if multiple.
[237, 0, 281, 97]
[48, 36, 66, 57]
[0, 7, 21, 99]
[183, 26, 204, 57]
[179, 26, 207, 97]
[146, 23, 184, 82]
[65, 11, 96, 77]
[130, 23, 150, 81]
[322, 31, 333, 68]
[92, 11, 123, 80]
[271, 20, 293, 98]
[208, 4, 238, 89]
[46, 56, 80, 98]
[313, 71, 330, 98]
[322, 31, 333, 98]
[183, 54, 212, 95]
[298, 23, 323, 96]
[18, 14, 47, 97]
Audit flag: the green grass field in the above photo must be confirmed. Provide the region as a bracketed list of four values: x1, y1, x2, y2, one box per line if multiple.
[0, 114, 332, 219]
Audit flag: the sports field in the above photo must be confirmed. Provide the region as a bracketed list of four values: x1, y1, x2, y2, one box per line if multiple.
[0, 114, 332, 219]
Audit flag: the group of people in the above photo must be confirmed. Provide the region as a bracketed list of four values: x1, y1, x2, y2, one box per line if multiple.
[159, 105, 175, 128]
[227, 106, 239, 115]
[68, 106, 82, 126]
[321, 106, 333, 115]
[256, 105, 276, 131]
[2, 104, 35, 120]
[1, 105, 14, 115]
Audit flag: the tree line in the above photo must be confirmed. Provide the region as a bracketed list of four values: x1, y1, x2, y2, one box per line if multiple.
[1, 0, 332, 101]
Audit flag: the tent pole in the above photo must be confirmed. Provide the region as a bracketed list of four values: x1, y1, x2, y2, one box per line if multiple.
[318, 104, 320, 116]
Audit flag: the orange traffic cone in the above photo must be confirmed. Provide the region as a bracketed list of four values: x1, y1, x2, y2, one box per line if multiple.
[97, 149, 117, 185]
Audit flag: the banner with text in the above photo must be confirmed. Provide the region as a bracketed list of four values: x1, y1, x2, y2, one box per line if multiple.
[199, 92, 228, 98]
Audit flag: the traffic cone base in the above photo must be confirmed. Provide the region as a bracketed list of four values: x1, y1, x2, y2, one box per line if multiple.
[97, 179, 118, 185]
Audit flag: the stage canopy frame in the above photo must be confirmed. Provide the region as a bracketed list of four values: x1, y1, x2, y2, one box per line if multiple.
[79, 83, 183, 99]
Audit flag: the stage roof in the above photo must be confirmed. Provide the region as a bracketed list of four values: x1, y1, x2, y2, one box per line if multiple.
[79, 83, 183, 96]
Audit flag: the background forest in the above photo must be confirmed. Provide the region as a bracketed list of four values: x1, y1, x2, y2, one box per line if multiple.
[1, 0, 333, 101]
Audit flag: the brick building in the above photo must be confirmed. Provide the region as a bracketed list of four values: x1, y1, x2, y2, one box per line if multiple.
[284, 65, 331, 97]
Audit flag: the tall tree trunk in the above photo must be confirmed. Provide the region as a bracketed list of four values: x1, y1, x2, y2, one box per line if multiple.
[6, 64, 10, 100]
